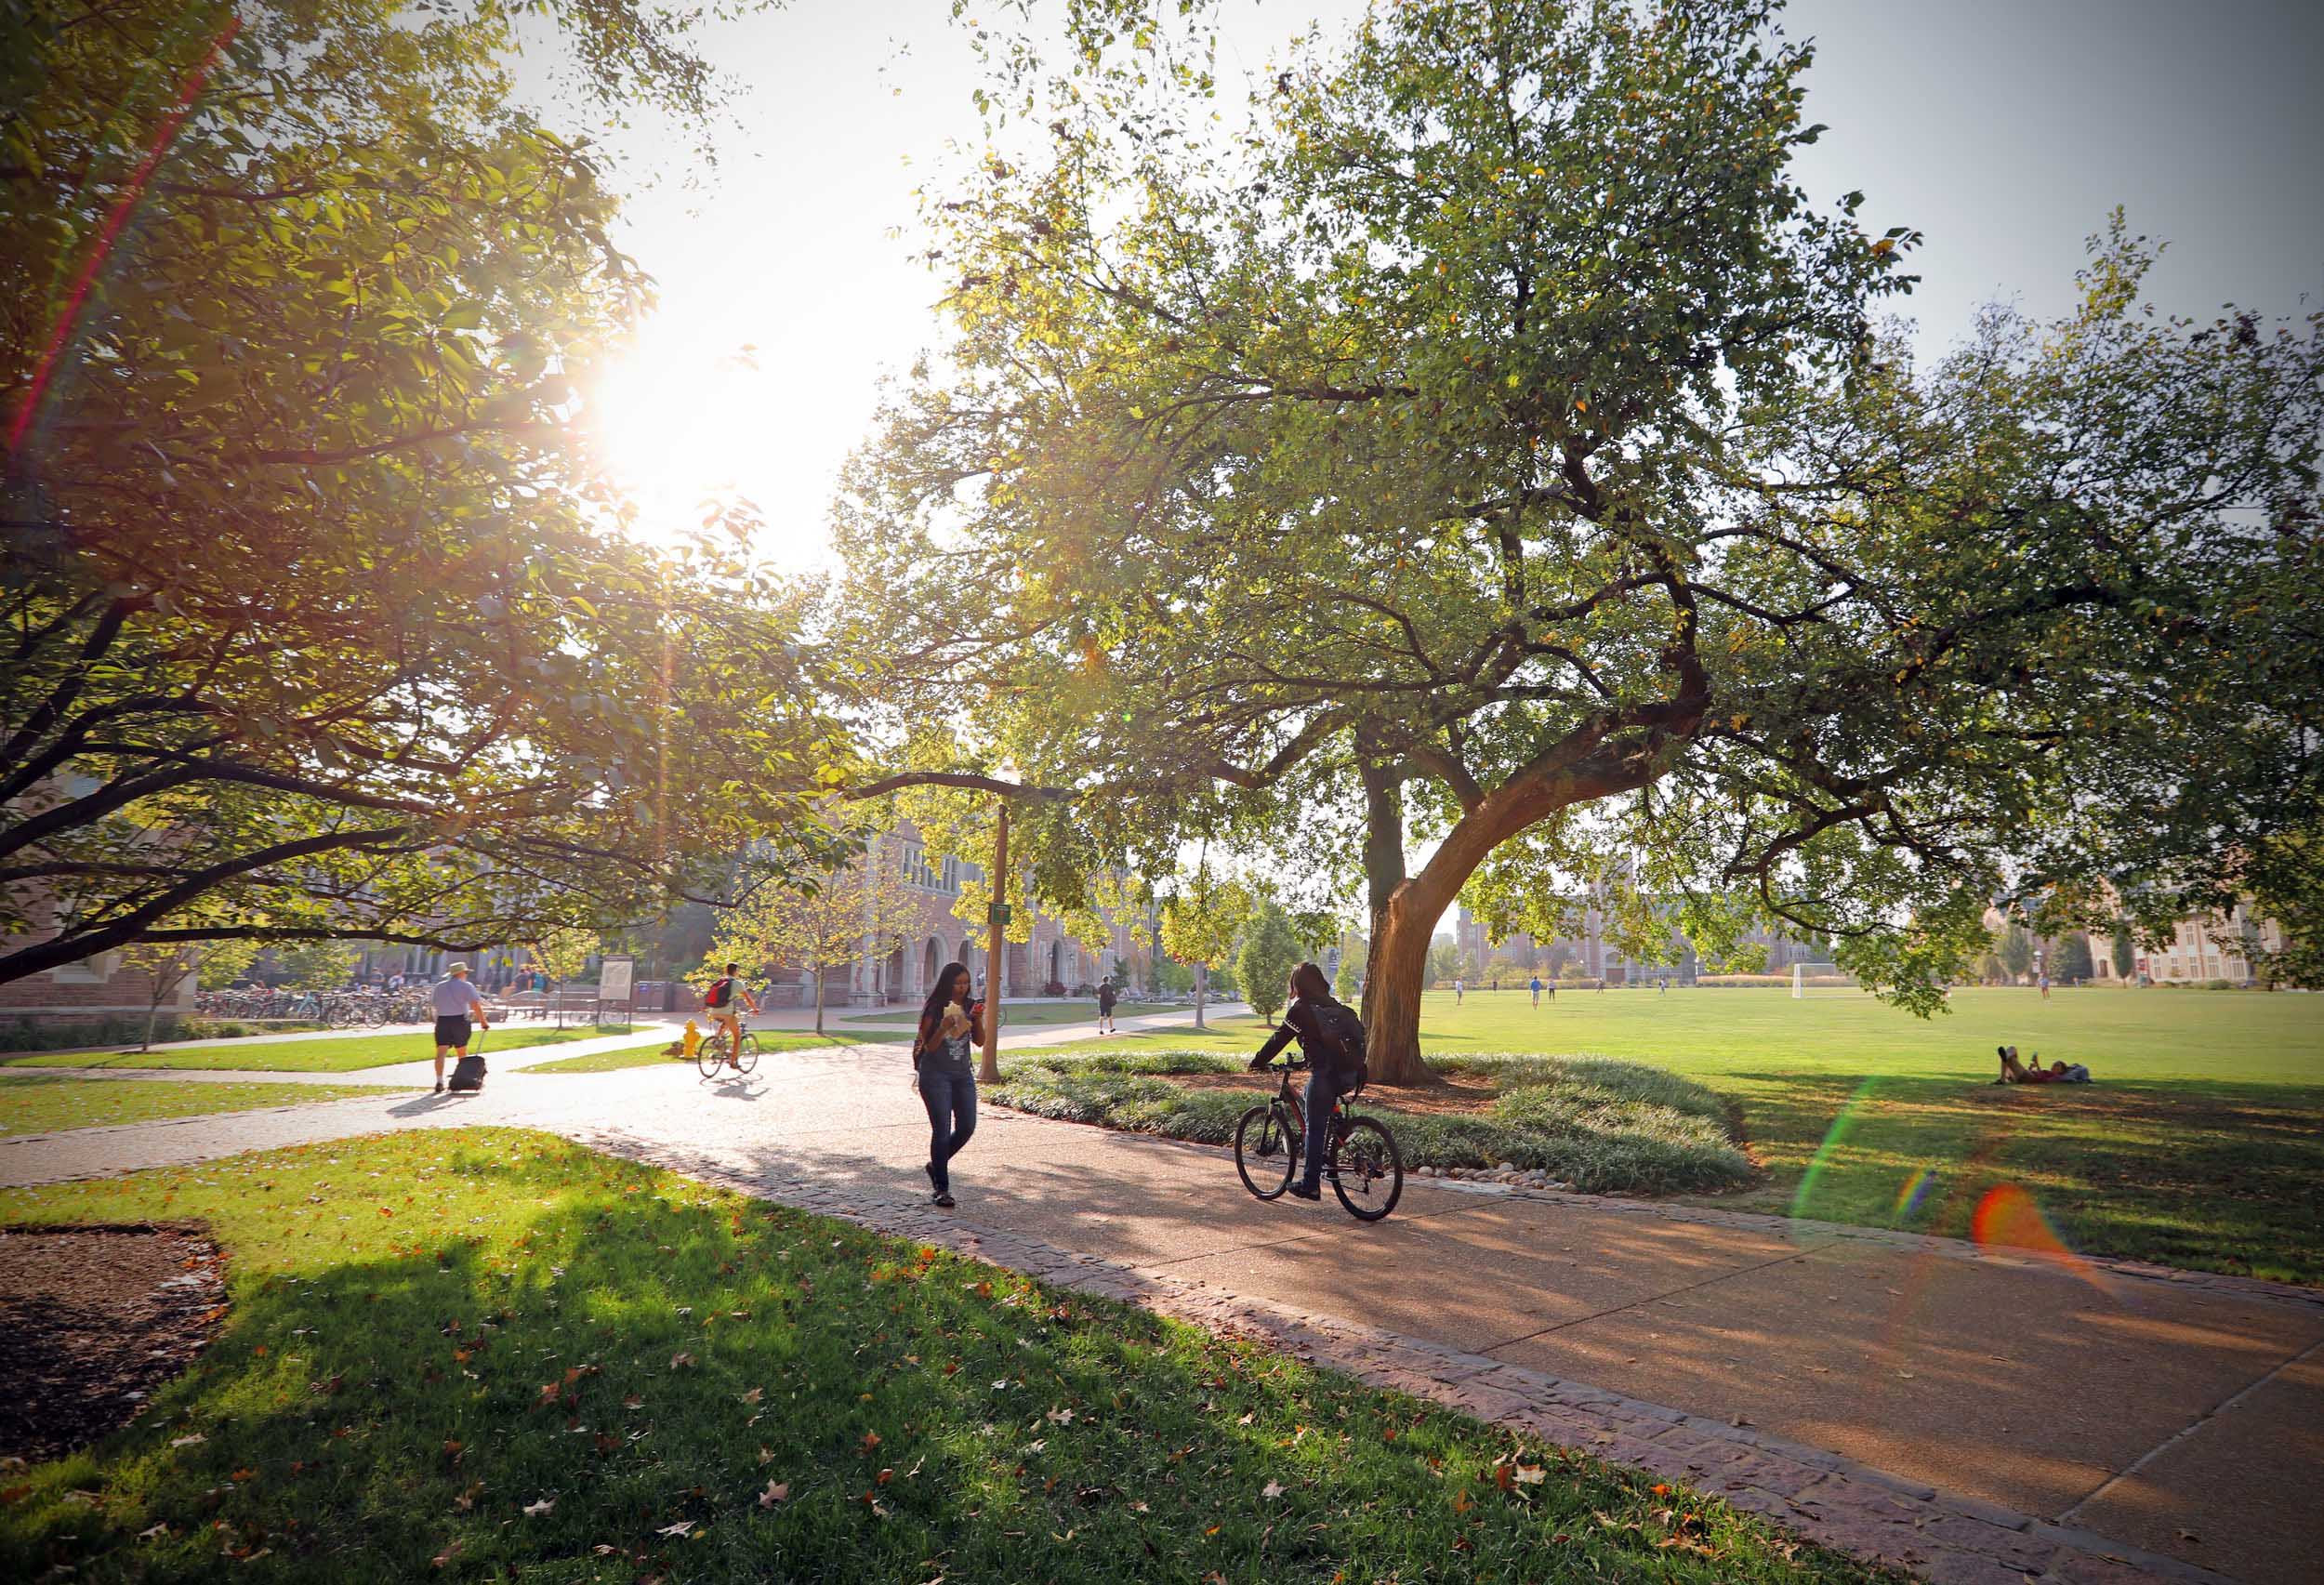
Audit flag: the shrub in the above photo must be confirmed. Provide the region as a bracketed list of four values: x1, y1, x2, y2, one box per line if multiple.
[989, 1050, 1753, 1196]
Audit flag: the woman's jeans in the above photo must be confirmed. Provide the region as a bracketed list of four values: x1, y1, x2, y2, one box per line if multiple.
[1300, 1065, 1355, 1193]
[919, 1062, 977, 1191]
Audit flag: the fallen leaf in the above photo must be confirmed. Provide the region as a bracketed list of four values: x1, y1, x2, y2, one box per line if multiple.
[170, 1433, 206, 1447]
[1261, 1480, 1285, 1499]
[139, 1522, 170, 1540]
[655, 1519, 694, 1537]
[758, 1446, 777, 1465]
[759, 1480, 789, 1507]
[740, 1388, 763, 1405]
[1452, 1489, 1472, 1513]
[622, 1394, 644, 1410]
[431, 1540, 463, 1568]
[1512, 1464, 1546, 1486]
[1046, 1407, 1074, 1425]
[669, 1353, 695, 1369]
[861, 1431, 882, 1452]
[522, 1497, 555, 1517]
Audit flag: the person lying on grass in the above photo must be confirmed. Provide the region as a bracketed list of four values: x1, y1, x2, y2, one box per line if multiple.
[1997, 1045, 2093, 1085]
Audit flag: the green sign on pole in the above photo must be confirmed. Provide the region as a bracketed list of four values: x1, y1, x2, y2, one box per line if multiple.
[987, 903, 1012, 925]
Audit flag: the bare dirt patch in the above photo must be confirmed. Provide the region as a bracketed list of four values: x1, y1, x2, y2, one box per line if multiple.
[0, 1222, 226, 1462]
[1165, 1067, 1504, 1117]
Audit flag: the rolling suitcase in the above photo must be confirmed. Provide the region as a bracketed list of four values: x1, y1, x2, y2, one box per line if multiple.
[445, 1029, 488, 1093]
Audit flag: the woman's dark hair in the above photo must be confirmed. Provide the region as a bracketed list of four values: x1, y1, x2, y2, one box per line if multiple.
[918, 961, 972, 1044]
[1289, 961, 1330, 1003]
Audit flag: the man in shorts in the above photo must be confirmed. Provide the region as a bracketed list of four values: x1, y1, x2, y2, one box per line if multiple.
[1095, 976, 1118, 1035]
[431, 962, 489, 1093]
[703, 961, 759, 1068]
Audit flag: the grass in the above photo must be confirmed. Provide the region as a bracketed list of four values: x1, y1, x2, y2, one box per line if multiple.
[989, 1050, 1754, 1195]
[524, 1031, 876, 1074]
[0, 1076, 403, 1137]
[0, 1131, 1887, 1585]
[843, 999, 1192, 1028]
[1018, 987, 2324, 1285]
[2, 1025, 634, 1074]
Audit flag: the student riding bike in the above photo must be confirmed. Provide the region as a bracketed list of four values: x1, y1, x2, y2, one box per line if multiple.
[1248, 960, 1365, 1201]
[702, 961, 759, 1069]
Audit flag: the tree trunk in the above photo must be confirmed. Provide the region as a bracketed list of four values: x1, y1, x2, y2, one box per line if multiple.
[1359, 747, 1660, 1085]
[813, 969, 825, 1036]
[1194, 962, 1208, 1030]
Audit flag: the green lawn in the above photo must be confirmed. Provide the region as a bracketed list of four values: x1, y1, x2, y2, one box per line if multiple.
[0, 1132, 1884, 1585]
[3, 1024, 632, 1074]
[1021, 987, 2324, 1285]
[844, 999, 1193, 1028]
[0, 1076, 404, 1136]
[524, 1031, 874, 1074]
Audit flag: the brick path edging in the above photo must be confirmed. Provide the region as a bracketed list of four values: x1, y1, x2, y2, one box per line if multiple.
[573, 1128, 2238, 1585]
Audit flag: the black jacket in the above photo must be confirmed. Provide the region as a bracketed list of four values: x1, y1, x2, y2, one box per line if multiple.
[1251, 994, 1355, 1073]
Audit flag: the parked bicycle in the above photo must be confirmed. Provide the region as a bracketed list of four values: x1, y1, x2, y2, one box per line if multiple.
[696, 1024, 761, 1079]
[1235, 1055, 1404, 1221]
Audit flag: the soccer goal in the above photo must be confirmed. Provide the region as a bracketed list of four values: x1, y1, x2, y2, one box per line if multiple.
[1790, 962, 1861, 997]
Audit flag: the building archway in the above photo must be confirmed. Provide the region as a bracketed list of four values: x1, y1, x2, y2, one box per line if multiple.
[923, 936, 941, 990]
[1048, 939, 1062, 988]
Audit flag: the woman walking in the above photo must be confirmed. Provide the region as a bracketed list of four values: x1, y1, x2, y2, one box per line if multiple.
[912, 961, 985, 1208]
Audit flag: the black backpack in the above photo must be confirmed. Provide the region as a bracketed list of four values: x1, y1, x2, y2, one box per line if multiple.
[1312, 997, 1367, 1078]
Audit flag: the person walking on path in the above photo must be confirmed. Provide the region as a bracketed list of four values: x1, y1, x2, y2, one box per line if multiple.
[429, 963, 489, 1094]
[1095, 977, 1118, 1035]
[1452, 977, 1463, 1005]
[1529, 974, 1543, 1008]
[1248, 961, 1365, 1203]
[912, 961, 984, 1208]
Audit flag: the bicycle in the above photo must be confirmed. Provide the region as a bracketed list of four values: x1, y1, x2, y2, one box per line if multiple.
[1234, 1057, 1404, 1222]
[696, 1023, 761, 1079]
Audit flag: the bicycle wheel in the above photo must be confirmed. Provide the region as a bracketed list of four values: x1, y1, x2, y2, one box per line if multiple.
[734, 1033, 761, 1075]
[696, 1035, 727, 1079]
[1235, 1103, 1300, 1200]
[1328, 1116, 1404, 1222]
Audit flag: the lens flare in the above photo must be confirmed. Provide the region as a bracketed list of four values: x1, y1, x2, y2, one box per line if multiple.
[1970, 1183, 2113, 1295]
[1890, 1166, 1939, 1223]
[1789, 1076, 1882, 1222]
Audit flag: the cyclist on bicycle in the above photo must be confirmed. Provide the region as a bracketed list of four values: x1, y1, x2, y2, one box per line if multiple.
[703, 961, 759, 1069]
[1248, 961, 1364, 1201]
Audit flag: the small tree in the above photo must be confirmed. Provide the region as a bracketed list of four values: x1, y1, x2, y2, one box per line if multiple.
[1156, 863, 1252, 1032]
[196, 939, 261, 993]
[708, 838, 923, 1037]
[529, 928, 596, 1029]
[1333, 936, 1368, 1001]
[272, 940, 358, 992]
[1725, 943, 1771, 976]
[2111, 924, 2138, 984]
[2053, 932, 2095, 984]
[2000, 924, 2035, 984]
[1236, 901, 1305, 1024]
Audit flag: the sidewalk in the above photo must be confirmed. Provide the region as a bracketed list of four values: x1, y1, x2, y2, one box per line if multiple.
[1, 1034, 2311, 1584]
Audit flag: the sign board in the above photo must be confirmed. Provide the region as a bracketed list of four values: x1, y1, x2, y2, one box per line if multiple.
[597, 955, 634, 1003]
[986, 903, 1012, 925]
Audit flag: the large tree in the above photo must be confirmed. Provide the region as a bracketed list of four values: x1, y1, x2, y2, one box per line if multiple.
[2, 0, 844, 983]
[838, 0, 2322, 1081]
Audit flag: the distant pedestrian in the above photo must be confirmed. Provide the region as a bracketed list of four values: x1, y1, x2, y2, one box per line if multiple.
[1453, 978, 1464, 1004]
[913, 961, 985, 1208]
[1659, 978, 1668, 995]
[430, 963, 489, 1093]
[1529, 975, 1543, 1008]
[2038, 971, 2051, 999]
[1096, 977, 1118, 1034]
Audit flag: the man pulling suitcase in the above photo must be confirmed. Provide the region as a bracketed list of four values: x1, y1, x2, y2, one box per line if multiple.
[430, 962, 492, 1093]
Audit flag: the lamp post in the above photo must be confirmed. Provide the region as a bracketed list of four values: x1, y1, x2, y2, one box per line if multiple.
[979, 799, 1008, 1084]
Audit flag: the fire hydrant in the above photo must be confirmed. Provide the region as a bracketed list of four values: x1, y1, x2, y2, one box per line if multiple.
[680, 1018, 702, 1058]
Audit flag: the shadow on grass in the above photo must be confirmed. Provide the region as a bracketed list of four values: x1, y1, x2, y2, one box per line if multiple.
[0, 1133, 1883, 1585]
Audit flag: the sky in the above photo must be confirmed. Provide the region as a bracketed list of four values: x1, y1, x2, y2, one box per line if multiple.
[557, 0, 2324, 568]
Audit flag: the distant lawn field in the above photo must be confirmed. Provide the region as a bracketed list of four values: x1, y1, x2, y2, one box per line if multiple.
[2, 1025, 618, 1074]
[843, 1000, 1193, 1029]
[524, 1031, 875, 1073]
[0, 1076, 405, 1136]
[1018, 987, 2324, 1285]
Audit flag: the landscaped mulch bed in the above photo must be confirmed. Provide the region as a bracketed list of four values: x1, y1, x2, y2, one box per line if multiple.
[0, 1222, 226, 1462]
[1163, 1065, 1507, 1116]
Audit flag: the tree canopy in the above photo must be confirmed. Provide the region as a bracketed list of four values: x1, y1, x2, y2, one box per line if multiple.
[2, 0, 844, 983]
[838, 0, 2324, 1079]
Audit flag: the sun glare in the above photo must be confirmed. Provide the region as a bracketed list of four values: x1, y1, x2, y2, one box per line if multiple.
[586, 337, 825, 563]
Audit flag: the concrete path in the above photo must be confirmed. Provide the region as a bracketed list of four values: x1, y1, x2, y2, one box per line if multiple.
[0, 1035, 2312, 1584]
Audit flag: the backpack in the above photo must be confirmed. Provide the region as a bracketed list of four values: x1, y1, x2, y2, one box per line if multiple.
[1312, 997, 1367, 1078]
[705, 976, 733, 1010]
